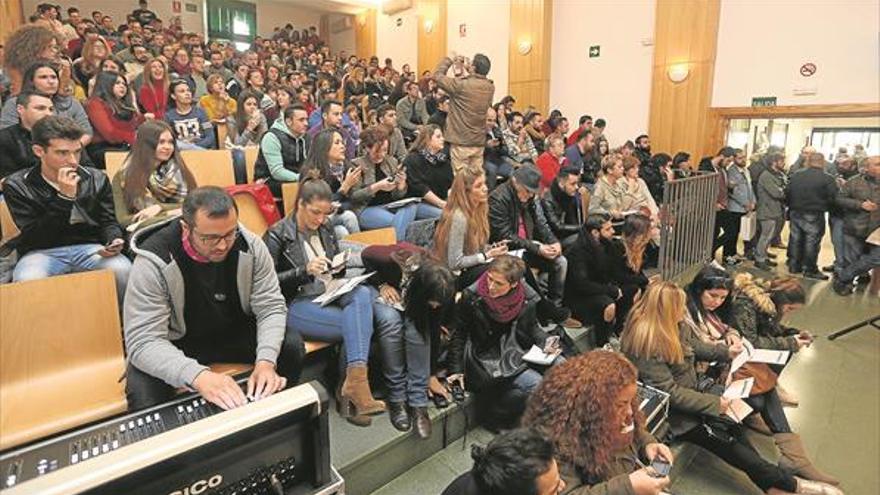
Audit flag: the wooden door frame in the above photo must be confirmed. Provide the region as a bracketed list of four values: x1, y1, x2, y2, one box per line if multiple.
[705, 103, 880, 155]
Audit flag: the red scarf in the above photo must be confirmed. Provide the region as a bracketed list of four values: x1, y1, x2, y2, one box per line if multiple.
[476, 271, 525, 323]
[181, 228, 209, 263]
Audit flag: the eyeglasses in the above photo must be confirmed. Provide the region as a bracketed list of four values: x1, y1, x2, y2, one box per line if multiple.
[192, 227, 239, 247]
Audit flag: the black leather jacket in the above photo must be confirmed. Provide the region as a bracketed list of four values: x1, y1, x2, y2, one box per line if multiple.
[488, 180, 558, 255]
[3, 165, 122, 255]
[0, 124, 93, 179]
[262, 215, 342, 301]
[541, 180, 582, 240]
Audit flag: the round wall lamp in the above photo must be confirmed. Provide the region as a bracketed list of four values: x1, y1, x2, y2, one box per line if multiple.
[424, 19, 434, 33]
[517, 40, 533, 55]
[667, 63, 690, 83]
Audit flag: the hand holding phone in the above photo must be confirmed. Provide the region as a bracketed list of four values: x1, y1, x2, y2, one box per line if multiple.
[649, 458, 671, 478]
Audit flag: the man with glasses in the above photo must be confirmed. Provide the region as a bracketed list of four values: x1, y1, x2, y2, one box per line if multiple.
[124, 186, 304, 411]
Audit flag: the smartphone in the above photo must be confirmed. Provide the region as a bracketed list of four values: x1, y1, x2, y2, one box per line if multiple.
[650, 458, 671, 478]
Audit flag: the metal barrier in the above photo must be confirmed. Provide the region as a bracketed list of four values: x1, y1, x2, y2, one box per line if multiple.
[658, 171, 719, 283]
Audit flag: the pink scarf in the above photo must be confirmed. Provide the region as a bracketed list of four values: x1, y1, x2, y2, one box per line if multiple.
[181, 228, 209, 263]
[476, 271, 526, 323]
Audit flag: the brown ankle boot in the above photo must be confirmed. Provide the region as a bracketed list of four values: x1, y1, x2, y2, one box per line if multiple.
[340, 363, 385, 417]
[335, 383, 373, 427]
[775, 433, 840, 486]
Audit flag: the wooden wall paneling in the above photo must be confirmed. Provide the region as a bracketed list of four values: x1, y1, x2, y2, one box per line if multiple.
[508, 0, 552, 114]
[417, 0, 447, 76]
[1, 0, 24, 43]
[354, 8, 377, 60]
[648, 0, 721, 161]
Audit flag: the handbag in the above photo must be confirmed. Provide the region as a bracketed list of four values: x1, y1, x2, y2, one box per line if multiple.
[740, 211, 757, 241]
[463, 312, 528, 390]
[225, 183, 282, 226]
[733, 362, 778, 395]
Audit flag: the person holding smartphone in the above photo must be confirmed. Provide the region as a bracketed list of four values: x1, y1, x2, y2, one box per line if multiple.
[4, 115, 131, 303]
[523, 351, 674, 495]
[347, 126, 416, 241]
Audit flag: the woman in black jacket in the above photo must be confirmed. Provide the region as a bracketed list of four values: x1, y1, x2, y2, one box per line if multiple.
[563, 213, 627, 347]
[403, 123, 453, 220]
[447, 255, 558, 429]
[262, 177, 383, 426]
[608, 213, 653, 330]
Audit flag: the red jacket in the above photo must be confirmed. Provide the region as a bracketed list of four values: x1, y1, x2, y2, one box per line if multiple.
[86, 98, 143, 146]
[138, 83, 168, 119]
[536, 152, 565, 190]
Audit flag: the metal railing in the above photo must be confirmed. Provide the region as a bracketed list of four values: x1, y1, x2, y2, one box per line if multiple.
[658, 171, 719, 283]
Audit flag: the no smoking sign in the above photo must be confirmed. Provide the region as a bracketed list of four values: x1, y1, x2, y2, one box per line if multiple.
[799, 63, 817, 77]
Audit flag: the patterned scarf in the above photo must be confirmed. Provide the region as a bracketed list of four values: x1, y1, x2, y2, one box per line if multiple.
[147, 160, 188, 205]
[419, 147, 448, 165]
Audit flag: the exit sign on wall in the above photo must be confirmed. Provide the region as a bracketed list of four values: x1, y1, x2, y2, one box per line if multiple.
[589, 45, 600, 58]
[751, 96, 777, 107]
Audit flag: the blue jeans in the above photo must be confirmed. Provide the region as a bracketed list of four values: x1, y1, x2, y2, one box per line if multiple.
[287, 285, 375, 365]
[744, 388, 791, 433]
[479, 368, 543, 427]
[331, 210, 360, 238]
[838, 234, 879, 283]
[829, 214, 846, 271]
[373, 302, 430, 407]
[786, 211, 825, 273]
[13, 244, 132, 304]
[358, 204, 419, 242]
[175, 140, 207, 151]
[416, 203, 442, 220]
[483, 159, 513, 190]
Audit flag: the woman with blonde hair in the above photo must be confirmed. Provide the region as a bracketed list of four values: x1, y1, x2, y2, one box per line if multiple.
[433, 167, 509, 288]
[73, 36, 111, 92]
[622, 282, 841, 495]
[199, 73, 237, 123]
[590, 153, 627, 219]
[138, 57, 170, 119]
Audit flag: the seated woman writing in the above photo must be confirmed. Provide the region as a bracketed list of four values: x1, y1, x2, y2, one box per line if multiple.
[523, 350, 674, 495]
[686, 266, 838, 486]
[433, 167, 510, 289]
[447, 255, 560, 430]
[263, 177, 383, 427]
[622, 282, 841, 495]
[112, 120, 196, 232]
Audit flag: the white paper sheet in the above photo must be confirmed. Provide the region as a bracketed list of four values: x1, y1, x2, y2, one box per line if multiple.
[724, 398, 754, 423]
[522, 345, 560, 366]
[723, 377, 754, 399]
[383, 197, 421, 210]
[313, 272, 375, 306]
[750, 349, 790, 365]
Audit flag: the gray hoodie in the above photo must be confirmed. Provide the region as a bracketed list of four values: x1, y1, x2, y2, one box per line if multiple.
[124, 217, 287, 388]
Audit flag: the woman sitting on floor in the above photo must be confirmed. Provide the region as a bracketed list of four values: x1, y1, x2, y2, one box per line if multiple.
[112, 120, 196, 231]
[622, 282, 841, 495]
[262, 177, 383, 426]
[364, 245, 456, 438]
[686, 266, 839, 486]
[433, 167, 510, 289]
[448, 255, 560, 430]
[523, 350, 674, 495]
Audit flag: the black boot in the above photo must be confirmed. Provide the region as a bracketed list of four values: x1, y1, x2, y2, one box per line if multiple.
[411, 406, 431, 439]
[388, 401, 411, 432]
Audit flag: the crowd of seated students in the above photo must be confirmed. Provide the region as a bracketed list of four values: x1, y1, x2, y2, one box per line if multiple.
[0, 6, 866, 495]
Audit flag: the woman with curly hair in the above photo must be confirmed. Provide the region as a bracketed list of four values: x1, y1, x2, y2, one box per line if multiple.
[2, 24, 61, 95]
[523, 350, 673, 495]
[433, 166, 509, 288]
[623, 282, 841, 495]
[688, 268, 839, 487]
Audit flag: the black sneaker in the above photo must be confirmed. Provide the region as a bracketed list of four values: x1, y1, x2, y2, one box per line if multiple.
[724, 256, 742, 266]
[822, 265, 836, 273]
[754, 260, 776, 271]
[803, 271, 829, 281]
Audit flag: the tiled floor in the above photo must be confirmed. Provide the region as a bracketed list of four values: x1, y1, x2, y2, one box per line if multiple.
[374, 238, 880, 495]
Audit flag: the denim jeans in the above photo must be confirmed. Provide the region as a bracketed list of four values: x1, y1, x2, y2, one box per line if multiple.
[13, 244, 132, 305]
[176, 140, 207, 151]
[838, 234, 879, 283]
[331, 210, 360, 238]
[786, 211, 825, 273]
[523, 251, 568, 305]
[478, 368, 544, 428]
[231, 148, 247, 184]
[416, 203, 443, 220]
[287, 285, 375, 365]
[744, 388, 791, 433]
[373, 302, 430, 407]
[829, 214, 846, 271]
[483, 159, 513, 190]
[755, 218, 782, 263]
[358, 203, 419, 242]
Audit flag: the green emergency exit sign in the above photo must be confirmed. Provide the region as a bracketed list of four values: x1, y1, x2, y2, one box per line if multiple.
[751, 96, 777, 107]
[589, 45, 600, 58]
